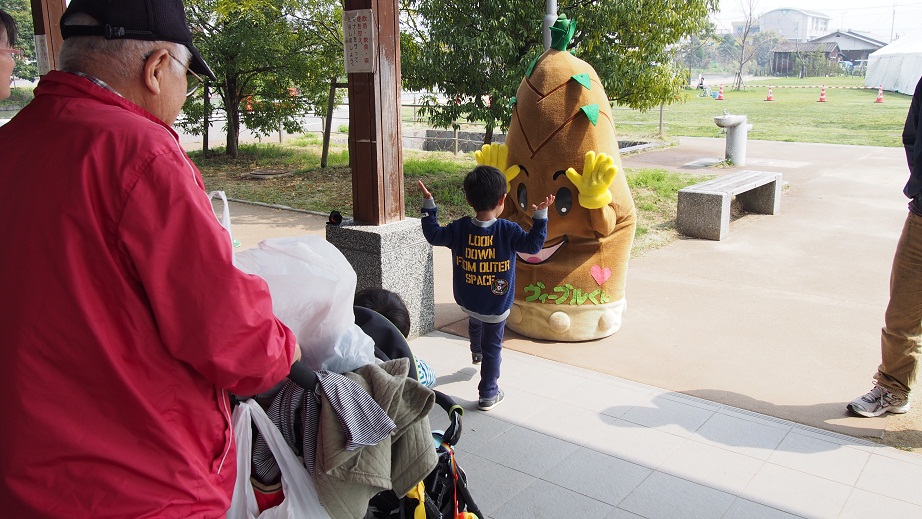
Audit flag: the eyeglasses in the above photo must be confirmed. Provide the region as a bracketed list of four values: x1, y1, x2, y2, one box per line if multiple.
[166, 52, 204, 97]
[0, 48, 24, 62]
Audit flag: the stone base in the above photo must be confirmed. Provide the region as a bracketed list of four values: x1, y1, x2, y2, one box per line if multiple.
[326, 218, 434, 338]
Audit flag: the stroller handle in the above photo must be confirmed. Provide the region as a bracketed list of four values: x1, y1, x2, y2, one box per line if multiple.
[288, 362, 319, 390]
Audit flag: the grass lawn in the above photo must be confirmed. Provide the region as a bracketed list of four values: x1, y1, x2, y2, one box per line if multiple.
[613, 76, 910, 147]
[195, 75, 911, 257]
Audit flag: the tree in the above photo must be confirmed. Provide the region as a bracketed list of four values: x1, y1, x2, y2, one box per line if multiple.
[729, 0, 759, 90]
[676, 21, 720, 72]
[751, 30, 784, 75]
[0, 0, 37, 82]
[181, 0, 345, 157]
[400, 1, 543, 144]
[401, 0, 718, 144]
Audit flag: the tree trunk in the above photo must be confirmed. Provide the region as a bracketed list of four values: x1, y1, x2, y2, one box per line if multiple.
[483, 125, 493, 145]
[226, 76, 240, 158]
[202, 82, 210, 154]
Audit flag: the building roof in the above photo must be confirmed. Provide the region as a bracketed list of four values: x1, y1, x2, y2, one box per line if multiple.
[810, 30, 887, 47]
[764, 8, 831, 20]
[771, 41, 839, 53]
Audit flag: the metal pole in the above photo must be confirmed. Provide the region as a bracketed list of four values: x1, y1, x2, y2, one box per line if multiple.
[543, 0, 557, 50]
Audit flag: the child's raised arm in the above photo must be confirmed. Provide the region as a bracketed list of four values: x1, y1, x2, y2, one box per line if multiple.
[417, 179, 433, 200]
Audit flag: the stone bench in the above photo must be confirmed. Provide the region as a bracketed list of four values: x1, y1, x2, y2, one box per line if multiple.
[676, 170, 782, 240]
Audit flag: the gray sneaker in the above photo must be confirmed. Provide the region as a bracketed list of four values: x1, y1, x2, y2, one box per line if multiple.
[478, 389, 504, 411]
[847, 385, 910, 417]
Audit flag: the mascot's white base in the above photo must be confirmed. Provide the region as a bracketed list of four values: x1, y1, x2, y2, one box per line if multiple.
[506, 297, 626, 342]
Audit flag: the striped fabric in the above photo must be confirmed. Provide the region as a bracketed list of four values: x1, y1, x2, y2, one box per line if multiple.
[250, 370, 397, 485]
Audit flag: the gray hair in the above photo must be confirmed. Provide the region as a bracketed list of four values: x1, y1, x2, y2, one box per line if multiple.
[58, 13, 190, 81]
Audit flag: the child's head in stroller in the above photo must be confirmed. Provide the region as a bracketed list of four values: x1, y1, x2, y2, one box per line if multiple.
[354, 288, 436, 388]
[355, 287, 411, 338]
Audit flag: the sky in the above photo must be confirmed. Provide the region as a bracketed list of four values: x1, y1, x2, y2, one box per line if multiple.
[712, 0, 922, 42]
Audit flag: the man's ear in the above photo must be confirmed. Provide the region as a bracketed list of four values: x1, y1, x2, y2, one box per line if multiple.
[498, 193, 507, 205]
[142, 48, 171, 95]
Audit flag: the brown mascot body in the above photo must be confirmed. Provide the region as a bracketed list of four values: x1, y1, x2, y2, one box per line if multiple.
[483, 16, 636, 341]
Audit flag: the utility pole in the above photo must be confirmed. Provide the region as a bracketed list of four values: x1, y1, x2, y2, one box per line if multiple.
[543, 0, 558, 50]
[890, 4, 895, 43]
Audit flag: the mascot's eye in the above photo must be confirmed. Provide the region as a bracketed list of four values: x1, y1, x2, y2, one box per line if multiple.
[555, 187, 572, 216]
[517, 182, 528, 210]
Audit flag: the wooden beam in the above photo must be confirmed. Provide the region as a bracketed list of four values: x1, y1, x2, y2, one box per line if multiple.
[344, 0, 404, 225]
[29, 0, 65, 75]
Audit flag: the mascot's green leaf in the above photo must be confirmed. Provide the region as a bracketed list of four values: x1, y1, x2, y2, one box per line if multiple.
[525, 55, 540, 78]
[506, 96, 517, 108]
[580, 104, 599, 126]
[550, 14, 576, 51]
[572, 73, 591, 90]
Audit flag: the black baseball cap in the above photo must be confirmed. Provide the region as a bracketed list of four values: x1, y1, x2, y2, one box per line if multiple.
[60, 0, 215, 80]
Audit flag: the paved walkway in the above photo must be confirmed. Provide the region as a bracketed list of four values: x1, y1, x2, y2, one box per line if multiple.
[414, 331, 922, 519]
[222, 137, 922, 518]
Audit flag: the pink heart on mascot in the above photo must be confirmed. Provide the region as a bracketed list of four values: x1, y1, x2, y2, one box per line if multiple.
[590, 265, 611, 286]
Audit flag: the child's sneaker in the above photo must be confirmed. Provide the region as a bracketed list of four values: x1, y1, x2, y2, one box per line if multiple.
[478, 389, 504, 411]
[471, 352, 483, 365]
[847, 385, 910, 417]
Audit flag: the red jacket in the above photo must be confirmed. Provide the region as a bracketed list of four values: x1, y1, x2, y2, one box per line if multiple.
[0, 71, 297, 518]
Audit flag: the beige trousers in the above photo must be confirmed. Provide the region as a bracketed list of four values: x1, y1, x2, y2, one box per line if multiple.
[875, 211, 922, 396]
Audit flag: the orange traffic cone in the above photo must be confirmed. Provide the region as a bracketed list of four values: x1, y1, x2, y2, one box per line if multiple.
[875, 84, 884, 103]
[716, 85, 724, 101]
[818, 85, 827, 102]
[765, 85, 774, 101]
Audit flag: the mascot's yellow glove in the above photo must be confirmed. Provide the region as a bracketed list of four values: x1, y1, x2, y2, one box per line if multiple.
[565, 150, 617, 209]
[475, 143, 521, 192]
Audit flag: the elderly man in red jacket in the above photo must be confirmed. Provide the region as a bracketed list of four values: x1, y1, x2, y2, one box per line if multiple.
[0, 1, 300, 517]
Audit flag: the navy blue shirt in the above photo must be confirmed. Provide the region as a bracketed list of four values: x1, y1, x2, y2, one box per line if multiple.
[421, 204, 547, 322]
[902, 77, 922, 214]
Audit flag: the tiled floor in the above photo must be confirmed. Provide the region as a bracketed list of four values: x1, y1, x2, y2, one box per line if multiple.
[412, 331, 922, 519]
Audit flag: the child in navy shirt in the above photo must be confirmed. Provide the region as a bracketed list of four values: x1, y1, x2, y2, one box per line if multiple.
[419, 166, 554, 410]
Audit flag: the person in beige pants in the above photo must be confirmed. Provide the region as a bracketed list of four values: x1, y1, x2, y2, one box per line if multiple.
[849, 76, 922, 418]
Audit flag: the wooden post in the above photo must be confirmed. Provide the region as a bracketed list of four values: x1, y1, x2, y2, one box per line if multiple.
[344, 0, 404, 225]
[29, 0, 66, 75]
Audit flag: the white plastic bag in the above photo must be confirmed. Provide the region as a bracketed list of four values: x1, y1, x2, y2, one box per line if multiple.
[209, 191, 239, 253]
[228, 399, 332, 519]
[233, 236, 376, 373]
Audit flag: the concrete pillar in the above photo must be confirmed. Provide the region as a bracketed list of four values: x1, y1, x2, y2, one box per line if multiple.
[326, 219, 434, 338]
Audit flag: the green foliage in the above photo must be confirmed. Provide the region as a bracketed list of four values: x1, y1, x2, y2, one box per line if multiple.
[400, 0, 543, 139]
[401, 0, 718, 143]
[0, 0, 37, 80]
[573, 0, 718, 109]
[182, 0, 345, 157]
[0, 85, 31, 109]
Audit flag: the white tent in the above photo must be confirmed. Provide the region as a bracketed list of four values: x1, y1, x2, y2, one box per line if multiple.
[866, 34, 922, 94]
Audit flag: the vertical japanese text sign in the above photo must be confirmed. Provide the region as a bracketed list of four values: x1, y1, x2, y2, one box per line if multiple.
[342, 9, 376, 74]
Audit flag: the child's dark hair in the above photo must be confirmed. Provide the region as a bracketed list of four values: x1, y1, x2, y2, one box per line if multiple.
[354, 287, 411, 338]
[463, 166, 507, 212]
[0, 10, 17, 46]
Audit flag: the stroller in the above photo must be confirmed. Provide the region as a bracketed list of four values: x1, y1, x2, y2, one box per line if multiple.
[241, 307, 482, 519]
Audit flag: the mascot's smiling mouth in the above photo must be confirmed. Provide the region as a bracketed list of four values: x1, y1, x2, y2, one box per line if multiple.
[517, 236, 568, 265]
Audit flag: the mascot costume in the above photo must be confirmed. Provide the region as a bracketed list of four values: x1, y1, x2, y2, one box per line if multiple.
[476, 15, 636, 341]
